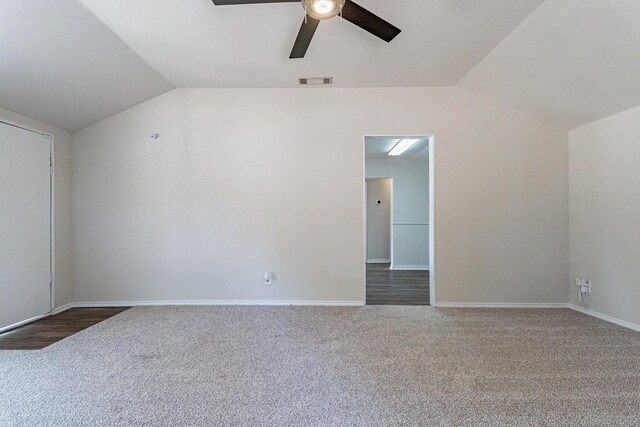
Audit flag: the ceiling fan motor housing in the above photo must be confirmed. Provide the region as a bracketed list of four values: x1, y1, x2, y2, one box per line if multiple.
[210, 0, 401, 59]
[302, 0, 346, 20]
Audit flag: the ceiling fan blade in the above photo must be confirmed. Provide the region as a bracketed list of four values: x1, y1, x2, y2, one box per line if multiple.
[212, 0, 298, 5]
[289, 16, 320, 59]
[340, 0, 401, 43]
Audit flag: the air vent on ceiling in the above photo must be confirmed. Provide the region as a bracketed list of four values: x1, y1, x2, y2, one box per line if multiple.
[299, 77, 333, 86]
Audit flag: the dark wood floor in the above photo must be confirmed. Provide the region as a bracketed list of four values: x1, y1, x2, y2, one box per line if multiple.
[366, 263, 430, 306]
[0, 307, 129, 350]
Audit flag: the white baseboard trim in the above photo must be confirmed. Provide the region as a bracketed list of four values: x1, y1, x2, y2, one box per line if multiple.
[436, 302, 569, 308]
[71, 300, 366, 308]
[0, 313, 50, 334]
[0, 300, 364, 331]
[366, 259, 391, 264]
[51, 303, 73, 315]
[0, 304, 74, 333]
[9, 302, 638, 334]
[390, 265, 430, 271]
[569, 304, 640, 332]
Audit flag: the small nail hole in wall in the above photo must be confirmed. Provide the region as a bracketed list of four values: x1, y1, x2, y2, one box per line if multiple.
[376, 200, 382, 205]
[150, 133, 159, 140]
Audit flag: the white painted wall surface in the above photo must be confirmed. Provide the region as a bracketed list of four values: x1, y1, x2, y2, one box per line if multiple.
[0, 107, 73, 308]
[569, 105, 640, 326]
[366, 156, 429, 268]
[366, 179, 391, 262]
[392, 225, 429, 269]
[72, 87, 568, 305]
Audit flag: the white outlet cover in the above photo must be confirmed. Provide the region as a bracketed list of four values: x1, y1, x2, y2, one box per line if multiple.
[575, 277, 591, 293]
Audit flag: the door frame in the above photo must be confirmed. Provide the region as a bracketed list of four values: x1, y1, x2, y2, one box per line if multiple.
[363, 135, 435, 306]
[0, 118, 55, 333]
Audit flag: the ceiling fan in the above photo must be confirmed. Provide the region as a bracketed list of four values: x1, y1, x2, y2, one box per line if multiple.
[211, 0, 401, 59]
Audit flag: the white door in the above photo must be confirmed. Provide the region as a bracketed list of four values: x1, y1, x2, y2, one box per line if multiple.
[0, 122, 51, 331]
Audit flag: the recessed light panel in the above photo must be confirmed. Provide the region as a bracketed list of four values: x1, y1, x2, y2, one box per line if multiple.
[388, 139, 420, 156]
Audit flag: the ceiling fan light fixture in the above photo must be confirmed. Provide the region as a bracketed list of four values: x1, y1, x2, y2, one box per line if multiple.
[211, 0, 401, 60]
[302, 0, 345, 20]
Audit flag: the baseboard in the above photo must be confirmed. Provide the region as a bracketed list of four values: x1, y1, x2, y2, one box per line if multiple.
[14, 302, 639, 333]
[0, 304, 74, 333]
[436, 302, 569, 308]
[0, 313, 50, 334]
[366, 259, 391, 264]
[0, 301, 364, 332]
[51, 303, 73, 315]
[569, 304, 640, 332]
[71, 300, 366, 308]
[390, 265, 430, 271]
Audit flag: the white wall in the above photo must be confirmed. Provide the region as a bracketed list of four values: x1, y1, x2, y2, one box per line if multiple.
[72, 87, 568, 305]
[569, 105, 640, 326]
[0, 107, 73, 308]
[366, 179, 391, 262]
[366, 156, 429, 269]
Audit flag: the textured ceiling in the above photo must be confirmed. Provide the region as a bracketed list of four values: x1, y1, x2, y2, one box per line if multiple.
[0, 0, 172, 132]
[459, 0, 640, 129]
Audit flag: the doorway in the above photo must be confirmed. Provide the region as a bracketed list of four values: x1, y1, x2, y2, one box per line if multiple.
[364, 136, 434, 306]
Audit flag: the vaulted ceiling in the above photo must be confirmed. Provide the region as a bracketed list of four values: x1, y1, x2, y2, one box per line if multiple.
[77, 0, 543, 88]
[0, 0, 172, 132]
[459, 0, 640, 129]
[1, 0, 640, 132]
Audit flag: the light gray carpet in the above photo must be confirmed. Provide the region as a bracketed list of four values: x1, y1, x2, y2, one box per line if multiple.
[1, 306, 639, 426]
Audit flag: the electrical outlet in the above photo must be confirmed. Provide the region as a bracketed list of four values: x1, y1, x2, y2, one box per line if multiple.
[575, 277, 591, 293]
[263, 272, 272, 286]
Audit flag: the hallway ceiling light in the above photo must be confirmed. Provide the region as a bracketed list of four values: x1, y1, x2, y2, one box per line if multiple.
[388, 139, 420, 156]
